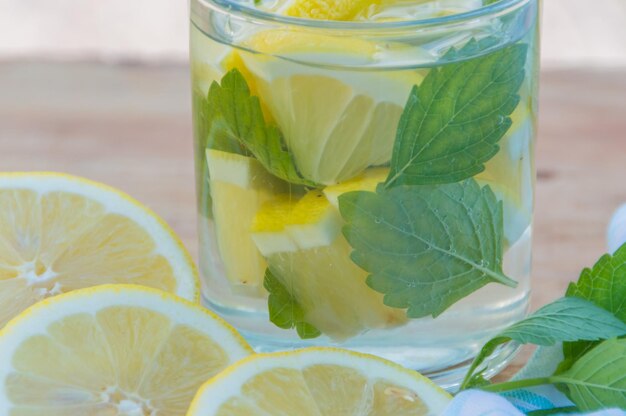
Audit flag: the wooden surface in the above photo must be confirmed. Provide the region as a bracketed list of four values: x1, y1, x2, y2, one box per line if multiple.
[1, 62, 626, 379]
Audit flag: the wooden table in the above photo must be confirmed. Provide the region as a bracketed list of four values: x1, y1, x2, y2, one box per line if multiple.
[1, 62, 625, 379]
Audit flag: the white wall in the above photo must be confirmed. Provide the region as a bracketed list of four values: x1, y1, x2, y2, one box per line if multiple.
[1, 0, 625, 67]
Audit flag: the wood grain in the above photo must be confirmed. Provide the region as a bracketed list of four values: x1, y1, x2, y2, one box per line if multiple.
[1, 62, 625, 380]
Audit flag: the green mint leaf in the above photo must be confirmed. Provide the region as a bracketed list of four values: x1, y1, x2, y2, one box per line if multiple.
[384, 39, 528, 188]
[207, 69, 318, 187]
[567, 243, 626, 321]
[553, 338, 626, 411]
[339, 178, 515, 320]
[263, 268, 321, 340]
[461, 297, 626, 390]
[561, 243, 626, 371]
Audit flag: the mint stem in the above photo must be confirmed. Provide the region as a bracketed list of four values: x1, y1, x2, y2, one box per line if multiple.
[478, 377, 554, 393]
[527, 407, 579, 416]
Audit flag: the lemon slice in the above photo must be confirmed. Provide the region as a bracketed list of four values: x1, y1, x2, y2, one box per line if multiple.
[207, 149, 290, 294]
[222, 29, 424, 185]
[252, 190, 406, 339]
[188, 347, 452, 415]
[0, 172, 199, 328]
[0, 284, 252, 416]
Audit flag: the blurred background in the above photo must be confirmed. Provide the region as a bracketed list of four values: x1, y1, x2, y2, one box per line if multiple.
[1, 0, 626, 66]
[0, 0, 625, 316]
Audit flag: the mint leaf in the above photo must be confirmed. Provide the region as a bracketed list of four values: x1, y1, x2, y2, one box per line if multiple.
[460, 297, 626, 389]
[561, 243, 626, 371]
[553, 338, 626, 411]
[263, 269, 320, 339]
[339, 178, 515, 320]
[567, 243, 626, 321]
[207, 69, 317, 187]
[384, 39, 528, 188]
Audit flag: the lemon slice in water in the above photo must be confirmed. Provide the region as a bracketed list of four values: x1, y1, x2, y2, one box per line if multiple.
[224, 30, 424, 185]
[252, 189, 406, 339]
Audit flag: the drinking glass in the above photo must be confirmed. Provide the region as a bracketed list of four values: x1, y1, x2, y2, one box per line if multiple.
[190, 0, 539, 387]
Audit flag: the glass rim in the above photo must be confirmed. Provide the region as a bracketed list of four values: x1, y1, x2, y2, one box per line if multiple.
[194, 0, 531, 30]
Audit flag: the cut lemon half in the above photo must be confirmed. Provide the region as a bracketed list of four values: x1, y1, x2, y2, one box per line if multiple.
[188, 347, 451, 415]
[252, 190, 406, 340]
[0, 285, 252, 416]
[0, 172, 199, 328]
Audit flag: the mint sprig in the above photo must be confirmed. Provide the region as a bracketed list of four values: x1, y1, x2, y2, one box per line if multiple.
[559, 244, 626, 371]
[384, 39, 528, 188]
[263, 269, 321, 339]
[340, 179, 516, 318]
[479, 338, 626, 411]
[206, 70, 318, 187]
[460, 297, 626, 389]
[461, 243, 626, 411]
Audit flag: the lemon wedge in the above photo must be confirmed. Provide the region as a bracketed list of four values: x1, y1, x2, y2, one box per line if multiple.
[188, 347, 451, 415]
[0, 172, 199, 328]
[0, 285, 252, 415]
[252, 190, 406, 339]
[206, 149, 290, 293]
[222, 29, 424, 185]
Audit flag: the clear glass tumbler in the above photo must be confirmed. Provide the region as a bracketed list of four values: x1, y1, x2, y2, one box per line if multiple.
[190, 0, 539, 386]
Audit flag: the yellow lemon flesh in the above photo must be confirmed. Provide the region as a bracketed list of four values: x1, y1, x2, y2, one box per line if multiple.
[252, 188, 406, 340]
[323, 166, 389, 207]
[188, 348, 452, 415]
[224, 29, 424, 185]
[0, 285, 252, 415]
[283, 0, 387, 20]
[275, 0, 483, 21]
[0, 173, 199, 329]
